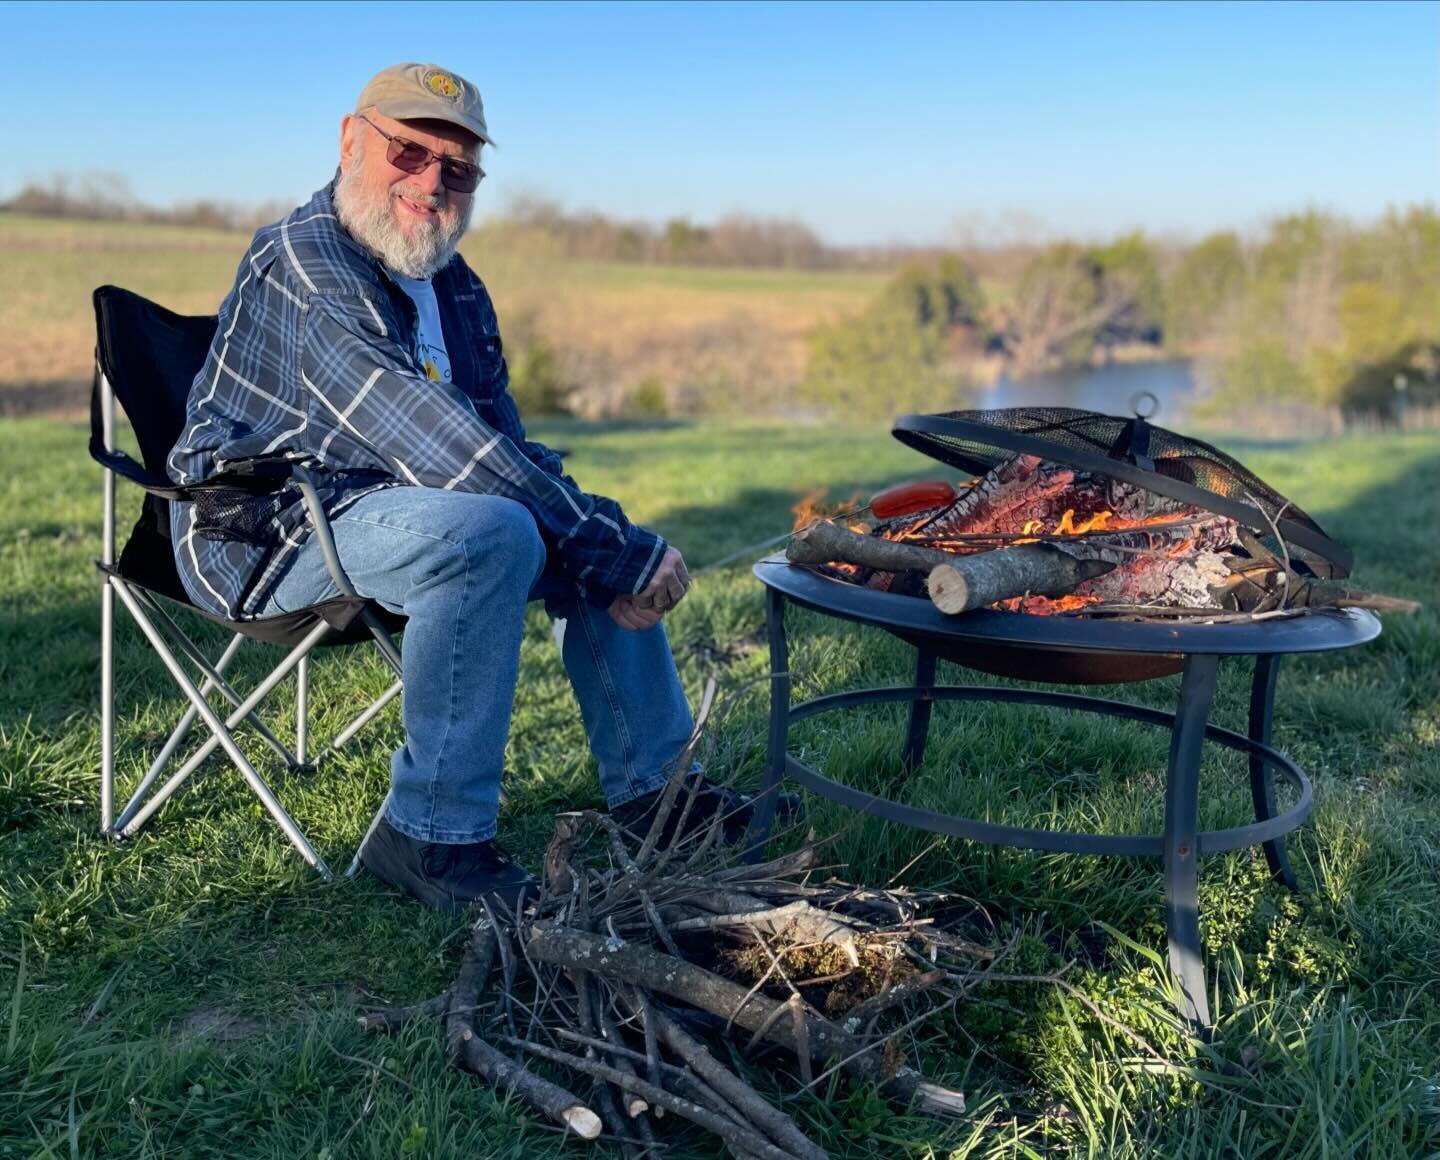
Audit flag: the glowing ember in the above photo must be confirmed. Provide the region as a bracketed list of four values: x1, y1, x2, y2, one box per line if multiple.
[995, 592, 1105, 614]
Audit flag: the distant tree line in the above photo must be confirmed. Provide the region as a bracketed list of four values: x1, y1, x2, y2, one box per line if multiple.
[799, 207, 1439, 424]
[0, 173, 941, 269]
[491, 195, 842, 269]
[0, 173, 294, 232]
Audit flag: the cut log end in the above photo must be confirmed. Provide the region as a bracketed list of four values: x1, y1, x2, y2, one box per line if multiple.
[561, 1106, 604, 1140]
[928, 549, 1114, 615]
[913, 1080, 967, 1117]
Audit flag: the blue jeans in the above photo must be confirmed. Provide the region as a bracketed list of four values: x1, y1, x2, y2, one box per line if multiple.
[260, 486, 695, 844]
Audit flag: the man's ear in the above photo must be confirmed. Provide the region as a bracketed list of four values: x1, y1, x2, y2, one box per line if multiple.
[339, 114, 358, 173]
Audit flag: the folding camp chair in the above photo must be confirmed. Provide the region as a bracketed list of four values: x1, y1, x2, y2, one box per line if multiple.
[91, 285, 403, 880]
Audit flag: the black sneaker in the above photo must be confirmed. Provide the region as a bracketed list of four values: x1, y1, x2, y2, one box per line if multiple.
[611, 777, 801, 849]
[360, 816, 539, 914]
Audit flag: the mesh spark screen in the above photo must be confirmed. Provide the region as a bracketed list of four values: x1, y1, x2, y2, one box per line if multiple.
[892, 408, 1350, 578]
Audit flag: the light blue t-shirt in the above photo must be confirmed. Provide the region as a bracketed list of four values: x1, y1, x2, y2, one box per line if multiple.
[392, 273, 453, 385]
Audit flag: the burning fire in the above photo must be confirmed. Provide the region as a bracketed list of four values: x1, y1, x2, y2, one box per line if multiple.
[836, 484, 1213, 615]
[792, 489, 870, 575]
[792, 489, 869, 534]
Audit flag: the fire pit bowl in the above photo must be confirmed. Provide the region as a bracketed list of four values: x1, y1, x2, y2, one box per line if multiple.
[747, 552, 1381, 1034]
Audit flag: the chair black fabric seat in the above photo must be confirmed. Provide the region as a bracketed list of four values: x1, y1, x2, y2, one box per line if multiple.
[97, 561, 402, 648]
[91, 283, 408, 878]
[101, 493, 404, 648]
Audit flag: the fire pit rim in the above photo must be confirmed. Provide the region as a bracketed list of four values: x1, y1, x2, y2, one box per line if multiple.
[754, 554, 1381, 658]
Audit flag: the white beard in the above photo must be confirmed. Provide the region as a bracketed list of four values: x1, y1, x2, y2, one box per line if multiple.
[334, 161, 472, 280]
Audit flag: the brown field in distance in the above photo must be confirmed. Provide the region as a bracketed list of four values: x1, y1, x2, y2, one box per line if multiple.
[0, 213, 884, 417]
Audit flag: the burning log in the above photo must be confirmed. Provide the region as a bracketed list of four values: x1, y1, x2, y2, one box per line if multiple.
[788, 519, 1119, 616]
[928, 547, 1116, 615]
[787, 519, 955, 573]
[913, 453, 1183, 540]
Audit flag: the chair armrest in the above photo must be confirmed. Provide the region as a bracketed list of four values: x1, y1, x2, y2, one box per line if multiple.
[203, 454, 299, 493]
[289, 463, 362, 600]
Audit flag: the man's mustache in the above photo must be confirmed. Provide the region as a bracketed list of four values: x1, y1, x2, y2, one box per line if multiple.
[391, 186, 446, 212]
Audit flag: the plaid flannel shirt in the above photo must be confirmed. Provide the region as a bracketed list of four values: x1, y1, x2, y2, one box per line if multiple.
[167, 180, 665, 619]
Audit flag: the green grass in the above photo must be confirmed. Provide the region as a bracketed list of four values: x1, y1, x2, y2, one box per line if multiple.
[2, 419, 1438, 1158]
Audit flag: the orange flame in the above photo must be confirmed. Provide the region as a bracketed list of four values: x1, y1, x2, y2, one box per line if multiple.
[793, 489, 869, 533]
[1055, 509, 1114, 536]
[791, 488, 829, 531]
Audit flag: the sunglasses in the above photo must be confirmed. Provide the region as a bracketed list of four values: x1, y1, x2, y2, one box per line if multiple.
[356, 114, 485, 193]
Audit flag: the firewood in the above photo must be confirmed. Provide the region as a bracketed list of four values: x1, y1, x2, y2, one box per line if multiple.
[642, 1003, 830, 1160]
[839, 969, 947, 1035]
[498, 1037, 798, 1160]
[441, 922, 603, 1141]
[916, 454, 1077, 536]
[525, 925, 924, 1100]
[356, 994, 445, 1033]
[678, 890, 862, 966]
[927, 546, 1116, 615]
[348, 786, 1155, 1154]
[787, 520, 955, 573]
[458, 1031, 603, 1140]
[1293, 585, 1421, 614]
[1220, 565, 1421, 615]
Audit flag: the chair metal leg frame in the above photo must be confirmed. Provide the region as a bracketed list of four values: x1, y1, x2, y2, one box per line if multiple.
[99, 372, 118, 833]
[114, 593, 330, 842]
[94, 373, 401, 879]
[296, 655, 309, 766]
[346, 790, 393, 879]
[132, 589, 298, 767]
[309, 678, 404, 768]
[108, 577, 334, 877]
[110, 632, 246, 835]
[341, 605, 408, 878]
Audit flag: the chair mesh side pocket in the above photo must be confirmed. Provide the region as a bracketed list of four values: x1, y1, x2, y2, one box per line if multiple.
[192, 487, 286, 546]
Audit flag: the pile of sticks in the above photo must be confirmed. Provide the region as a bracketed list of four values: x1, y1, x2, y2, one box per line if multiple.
[358, 774, 1002, 1158]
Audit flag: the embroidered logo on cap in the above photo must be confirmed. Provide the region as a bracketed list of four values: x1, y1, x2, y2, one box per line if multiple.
[422, 69, 464, 101]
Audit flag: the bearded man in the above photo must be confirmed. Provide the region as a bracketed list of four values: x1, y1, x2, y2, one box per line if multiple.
[166, 63, 778, 911]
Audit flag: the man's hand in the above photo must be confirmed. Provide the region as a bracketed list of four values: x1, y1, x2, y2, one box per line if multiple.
[636, 547, 690, 613]
[607, 546, 690, 631]
[608, 594, 666, 631]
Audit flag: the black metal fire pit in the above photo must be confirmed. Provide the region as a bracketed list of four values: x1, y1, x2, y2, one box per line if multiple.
[747, 557, 1379, 1033]
[744, 405, 1382, 1034]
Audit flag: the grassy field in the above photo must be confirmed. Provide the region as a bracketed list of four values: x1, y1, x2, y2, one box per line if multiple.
[0, 214, 884, 416]
[1, 418, 1438, 1157]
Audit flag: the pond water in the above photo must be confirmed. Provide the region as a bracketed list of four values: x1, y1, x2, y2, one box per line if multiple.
[975, 358, 1198, 423]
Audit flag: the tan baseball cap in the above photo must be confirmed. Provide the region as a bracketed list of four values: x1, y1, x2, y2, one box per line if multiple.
[354, 62, 494, 147]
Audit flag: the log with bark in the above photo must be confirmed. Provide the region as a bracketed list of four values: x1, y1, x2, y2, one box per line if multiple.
[928, 547, 1116, 614]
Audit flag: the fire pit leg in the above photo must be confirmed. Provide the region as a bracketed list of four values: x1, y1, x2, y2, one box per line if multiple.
[1248, 655, 1298, 892]
[1163, 654, 1220, 1038]
[743, 587, 791, 862]
[900, 649, 938, 772]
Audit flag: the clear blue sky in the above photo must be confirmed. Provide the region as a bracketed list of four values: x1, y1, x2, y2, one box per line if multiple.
[3, 0, 1435, 245]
